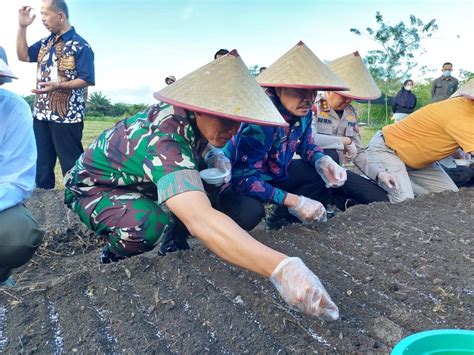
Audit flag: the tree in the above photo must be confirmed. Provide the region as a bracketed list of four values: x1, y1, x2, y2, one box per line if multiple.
[459, 69, 474, 84]
[87, 91, 112, 116]
[110, 102, 129, 117]
[350, 12, 438, 94]
[23, 94, 35, 112]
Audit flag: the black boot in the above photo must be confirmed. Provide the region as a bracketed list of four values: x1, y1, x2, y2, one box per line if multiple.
[100, 246, 127, 264]
[158, 219, 190, 256]
[265, 206, 300, 231]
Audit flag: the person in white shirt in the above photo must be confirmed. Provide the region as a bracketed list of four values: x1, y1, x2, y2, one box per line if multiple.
[0, 48, 44, 287]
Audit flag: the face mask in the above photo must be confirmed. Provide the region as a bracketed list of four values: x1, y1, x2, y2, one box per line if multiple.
[442, 70, 452, 77]
[404, 85, 413, 91]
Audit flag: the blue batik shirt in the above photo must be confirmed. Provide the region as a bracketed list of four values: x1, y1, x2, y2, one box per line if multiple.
[28, 26, 95, 123]
[223, 88, 325, 205]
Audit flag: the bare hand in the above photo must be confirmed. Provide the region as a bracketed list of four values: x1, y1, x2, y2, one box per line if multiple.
[378, 172, 400, 192]
[32, 81, 61, 94]
[18, 6, 36, 28]
[343, 142, 358, 162]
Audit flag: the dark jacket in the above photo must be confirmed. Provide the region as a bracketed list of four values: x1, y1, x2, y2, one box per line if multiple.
[392, 87, 417, 114]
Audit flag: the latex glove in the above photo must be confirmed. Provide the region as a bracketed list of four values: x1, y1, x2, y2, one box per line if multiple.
[270, 257, 339, 320]
[204, 147, 232, 183]
[377, 171, 400, 192]
[288, 195, 327, 223]
[315, 155, 347, 188]
[343, 142, 358, 162]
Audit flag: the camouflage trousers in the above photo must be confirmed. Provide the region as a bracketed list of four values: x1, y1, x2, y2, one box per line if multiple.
[65, 187, 170, 257]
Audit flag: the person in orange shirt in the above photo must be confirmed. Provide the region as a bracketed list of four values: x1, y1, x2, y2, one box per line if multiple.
[356, 79, 474, 203]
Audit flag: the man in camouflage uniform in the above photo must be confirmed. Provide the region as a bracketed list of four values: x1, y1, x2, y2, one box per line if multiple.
[65, 105, 202, 259]
[64, 51, 340, 320]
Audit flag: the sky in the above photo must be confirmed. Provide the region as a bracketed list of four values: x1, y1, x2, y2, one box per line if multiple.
[1, 0, 473, 104]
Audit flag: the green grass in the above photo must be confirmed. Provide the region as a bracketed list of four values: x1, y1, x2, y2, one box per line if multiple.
[54, 120, 115, 188]
[54, 120, 381, 188]
[359, 126, 379, 146]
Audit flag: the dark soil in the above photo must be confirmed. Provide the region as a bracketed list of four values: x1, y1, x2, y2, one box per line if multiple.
[0, 188, 472, 353]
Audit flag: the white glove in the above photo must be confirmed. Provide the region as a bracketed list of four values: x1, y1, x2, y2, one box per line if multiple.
[315, 155, 347, 188]
[377, 171, 400, 192]
[270, 257, 339, 320]
[288, 195, 327, 223]
[343, 142, 358, 162]
[204, 147, 232, 183]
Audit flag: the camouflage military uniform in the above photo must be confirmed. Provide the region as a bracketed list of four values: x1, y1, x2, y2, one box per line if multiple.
[64, 104, 207, 257]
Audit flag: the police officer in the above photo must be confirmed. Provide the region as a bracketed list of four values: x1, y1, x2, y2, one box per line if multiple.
[312, 51, 389, 204]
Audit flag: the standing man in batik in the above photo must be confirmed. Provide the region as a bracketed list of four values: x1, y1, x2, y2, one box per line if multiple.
[17, 0, 95, 189]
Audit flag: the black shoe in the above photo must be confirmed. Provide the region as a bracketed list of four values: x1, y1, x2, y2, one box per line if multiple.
[265, 210, 300, 231]
[158, 220, 190, 256]
[100, 246, 127, 264]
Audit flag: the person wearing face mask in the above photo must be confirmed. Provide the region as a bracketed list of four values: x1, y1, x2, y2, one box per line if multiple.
[431, 62, 458, 102]
[392, 79, 417, 121]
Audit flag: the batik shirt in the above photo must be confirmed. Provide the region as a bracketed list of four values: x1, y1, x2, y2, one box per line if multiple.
[28, 26, 95, 123]
[65, 104, 207, 204]
[223, 88, 325, 205]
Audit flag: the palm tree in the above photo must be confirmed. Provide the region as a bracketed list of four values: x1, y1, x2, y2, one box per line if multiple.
[87, 91, 112, 116]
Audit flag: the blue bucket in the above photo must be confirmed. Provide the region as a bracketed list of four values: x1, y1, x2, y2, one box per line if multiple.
[391, 329, 474, 355]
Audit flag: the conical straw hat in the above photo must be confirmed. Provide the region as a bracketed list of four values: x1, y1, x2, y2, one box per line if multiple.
[0, 58, 18, 80]
[256, 41, 349, 91]
[154, 50, 287, 127]
[451, 78, 474, 100]
[328, 51, 381, 100]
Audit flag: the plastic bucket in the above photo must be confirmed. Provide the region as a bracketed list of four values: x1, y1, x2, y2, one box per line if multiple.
[391, 329, 474, 355]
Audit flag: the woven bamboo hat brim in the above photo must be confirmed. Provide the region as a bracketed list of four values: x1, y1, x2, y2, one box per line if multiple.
[154, 50, 287, 127]
[0, 59, 18, 80]
[328, 51, 381, 100]
[256, 41, 349, 91]
[451, 78, 474, 100]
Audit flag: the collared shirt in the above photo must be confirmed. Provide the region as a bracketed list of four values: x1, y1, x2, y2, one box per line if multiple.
[313, 96, 362, 151]
[431, 76, 459, 103]
[64, 104, 206, 204]
[28, 26, 95, 123]
[0, 88, 37, 212]
[223, 88, 324, 205]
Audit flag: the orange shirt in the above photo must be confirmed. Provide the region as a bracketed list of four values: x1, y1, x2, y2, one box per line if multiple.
[382, 97, 474, 169]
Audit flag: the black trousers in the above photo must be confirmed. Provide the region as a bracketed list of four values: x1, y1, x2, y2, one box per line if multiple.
[444, 166, 474, 188]
[219, 159, 388, 229]
[172, 159, 388, 239]
[34, 119, 84, 189]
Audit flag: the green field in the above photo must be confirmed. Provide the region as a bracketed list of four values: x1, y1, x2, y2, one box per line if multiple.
[54, 120, 116, 188]
[53, 121, 379, 188]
